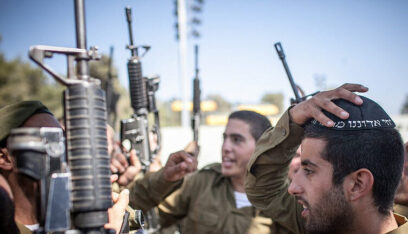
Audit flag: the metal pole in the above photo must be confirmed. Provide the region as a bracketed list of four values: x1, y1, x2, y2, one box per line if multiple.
[178, 0, 189, 128]
[74, 0, 89, 80]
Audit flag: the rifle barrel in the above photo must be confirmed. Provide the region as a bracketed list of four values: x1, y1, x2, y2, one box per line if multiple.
[274, 42, 302, 103]
[74, 0, 89, 79]
[125, 7, 137, 57]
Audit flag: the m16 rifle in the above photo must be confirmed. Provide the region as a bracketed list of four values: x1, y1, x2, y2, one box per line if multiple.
[191, 44, 201, 145]
[120, 7, 161, 172]
[120, 6, 161, 233]
[274, 42, 318, 104]
[26, 0, 143, 233]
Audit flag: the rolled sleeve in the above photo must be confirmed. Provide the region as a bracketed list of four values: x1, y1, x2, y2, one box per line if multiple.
[245, 109, 305, 234]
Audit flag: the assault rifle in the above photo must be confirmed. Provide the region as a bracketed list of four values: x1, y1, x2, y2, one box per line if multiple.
[120, 7, 161, 233]
[120, 7, 161, 172]
[191, 44, 201, 144]
[274, 42, 318, 104]
[26, 0, 143, 232]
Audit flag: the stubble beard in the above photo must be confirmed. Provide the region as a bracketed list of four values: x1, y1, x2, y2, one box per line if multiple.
[305, 185, 354, 234]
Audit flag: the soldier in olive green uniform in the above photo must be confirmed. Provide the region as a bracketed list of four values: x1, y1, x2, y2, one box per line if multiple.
[129, 111, 291, 234]
[0, 101, 134, 234]
[245, 84, 408, 233]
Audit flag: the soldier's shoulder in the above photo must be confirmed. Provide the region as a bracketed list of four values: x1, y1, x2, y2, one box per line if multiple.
[199, 162, 222, 173]
[187, 163, 222, 182]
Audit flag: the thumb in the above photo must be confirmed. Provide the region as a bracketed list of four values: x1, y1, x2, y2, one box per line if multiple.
[115, 189, 129, 209]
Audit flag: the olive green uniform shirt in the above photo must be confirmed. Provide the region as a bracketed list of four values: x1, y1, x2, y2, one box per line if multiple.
[129, 164, 283, 234]
[394, 204, 408, 219]
[245, 110, 408, 234]
[16, 222, 33, 234]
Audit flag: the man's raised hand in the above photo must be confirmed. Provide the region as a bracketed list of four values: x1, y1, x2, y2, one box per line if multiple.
[289, 83, 368, 127]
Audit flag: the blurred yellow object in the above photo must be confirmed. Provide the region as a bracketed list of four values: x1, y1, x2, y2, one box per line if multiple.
[171, 100, 217, 112]
[206, 114, 229, 126]
[237, 104, 279, 115]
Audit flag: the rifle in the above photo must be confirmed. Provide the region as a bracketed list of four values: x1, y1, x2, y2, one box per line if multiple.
[106, 46, 120, 127]
[120, 7, 161, 172]
[26, 0, 143, 232]
[120, 7, 161, 232]
[191, 45, 201, 144]
[274, 42, 318, 104]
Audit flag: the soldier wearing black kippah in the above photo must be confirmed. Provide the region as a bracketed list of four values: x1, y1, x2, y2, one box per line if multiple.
[245, 83, 408, 234]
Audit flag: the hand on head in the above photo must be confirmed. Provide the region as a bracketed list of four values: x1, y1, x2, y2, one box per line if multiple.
[289, 83, 368, 127]
[163, 151, 198, 182]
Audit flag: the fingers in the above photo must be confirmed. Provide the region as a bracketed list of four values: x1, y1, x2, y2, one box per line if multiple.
[110, 174, 118, 183]
[129, 150, 141, 168]
[290, 83, 368, 127]
[164, 151, 197, 182]
[184, 141, 199, 156]
[166, 151, 195, 169]
[105, 189, 130, 233]
[111, 158, 125, 174]
[111, 192, 119, 202]
[116, 189, 129, 209]
[340, 83, 368, 94]
[114, 151, 129, 168]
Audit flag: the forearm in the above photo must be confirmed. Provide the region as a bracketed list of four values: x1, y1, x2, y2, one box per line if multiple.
[128, 168, 182, 211]
[245, 110, 305, 233]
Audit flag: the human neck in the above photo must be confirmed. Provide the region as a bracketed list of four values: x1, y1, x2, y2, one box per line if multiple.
[353, 206, 398, 234]
[7, 172, 38, 225]
[230, 175, 245, 193]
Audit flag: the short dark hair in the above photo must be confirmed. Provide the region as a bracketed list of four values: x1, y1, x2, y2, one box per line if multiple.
[304, 124, 404, 215]
[228, 110, 271, 141]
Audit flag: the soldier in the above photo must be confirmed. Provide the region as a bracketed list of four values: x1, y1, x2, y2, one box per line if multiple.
[129, 110, 291, 233]
[0, 101, 188, 234]
[245, 83, 408, 233]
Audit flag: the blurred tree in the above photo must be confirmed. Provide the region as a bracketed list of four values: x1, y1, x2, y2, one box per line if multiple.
[158, 99, 181, 126]
[206, 94, 231, 112]
[401, 94, 408, 114]
[0, 52, 64, 117]
[90, 53, 181, 128]
[89, 54, 132, 130]
[261, 93, 284, 113]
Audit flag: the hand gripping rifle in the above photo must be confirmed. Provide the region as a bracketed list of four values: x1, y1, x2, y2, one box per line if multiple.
[27, 0, 131, 232]
[191, 45, 201, 144]
[274, 42, 318, 104]
[121, 7, 161, 233]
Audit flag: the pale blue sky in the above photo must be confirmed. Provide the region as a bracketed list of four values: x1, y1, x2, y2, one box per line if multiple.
[1, 0, 407, 114]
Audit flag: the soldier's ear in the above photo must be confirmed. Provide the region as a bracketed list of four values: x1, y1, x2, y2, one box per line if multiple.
[344, 168, 374, 202]
[0, 148, 13, 171]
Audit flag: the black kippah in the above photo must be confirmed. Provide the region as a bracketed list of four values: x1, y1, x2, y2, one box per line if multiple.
[309, 96, 395, 130]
